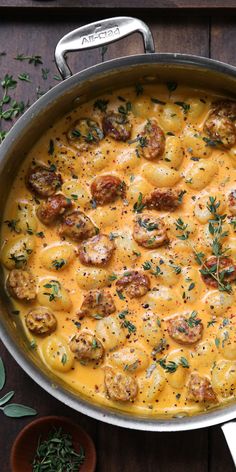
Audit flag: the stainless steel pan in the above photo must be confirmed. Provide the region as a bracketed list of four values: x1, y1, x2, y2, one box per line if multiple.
[1, 15, 236, 464]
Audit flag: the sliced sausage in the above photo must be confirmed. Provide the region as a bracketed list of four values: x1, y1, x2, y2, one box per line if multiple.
[167, 315, 203, 345]
[59, 210, 98, 242]
[104, 366, 138, 402]
[133, 213, 169, 248]
[137, 119, 165, 160]
[91, 175, 126, 205]
[228, 190, 236, 216]
[78, 234, 115, 266]
[143, 188, 182, 211]
[116, 271, 150, 299]
[102, 111, 132, 141]
[201, 256, 236, 288]
[213, 100, 236, 120]
[204, 100, 236, 149]
[69, 332, 104, 361]
[25, 307, 57, 335]
[67, 118, 103, 150]
[78, 289, 116, 319]
[7, 269, 37, 301]
[37, 194, 72, 225]
[187, 372, 217, 403]
[26, 165, 62, 198]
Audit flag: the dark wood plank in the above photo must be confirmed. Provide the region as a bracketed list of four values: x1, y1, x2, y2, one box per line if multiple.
[97, 422, 208, 472]
[1, 0, 236, 10]
[209, 427, 235, 472]
[210, 15, 236, 67]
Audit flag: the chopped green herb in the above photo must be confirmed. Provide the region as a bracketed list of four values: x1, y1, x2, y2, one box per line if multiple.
[123, 319, 136, 333]
[61, 353, 67, 365]
[118, 101, 131, 115]
[43, 280, 61, 302]
[109, 232, 119, 240]
[166, 81, 177, 93]
[207, 320, 216, 328]
[138, 217, 158, 231]
[188, 282, 195, 291]
[143, 261, 152, 270]
[51, 259, 66, 270]
[203, 136, 223, 147]
[18, 72, 31, 83]
[151, 98, 166, 105]
[135, 83, 144, 96]
[118, 310, 129, 319]
[179, 357, 189, 368]
[158, 359, 178, 373]
[116, 290, 125, 300]
[4, 219, 20, 233]
[15, 54, 43, 66]
[108, 273, 117, 282]
[48, 139, 54, 155]
[133, 192, 145, 213]
[42, 68, 50, 80]
[174, 101, 190, 114]
[94, 99, 109, 112]
[36, 231, 45, 238]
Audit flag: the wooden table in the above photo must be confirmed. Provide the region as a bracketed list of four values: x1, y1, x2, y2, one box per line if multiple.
[0, 2, 236, 471]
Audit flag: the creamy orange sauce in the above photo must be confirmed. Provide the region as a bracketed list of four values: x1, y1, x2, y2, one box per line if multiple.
[2, 83, 236, 418]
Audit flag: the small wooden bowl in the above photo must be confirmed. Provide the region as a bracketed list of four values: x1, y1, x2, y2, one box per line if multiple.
[10, 415, 96, 472]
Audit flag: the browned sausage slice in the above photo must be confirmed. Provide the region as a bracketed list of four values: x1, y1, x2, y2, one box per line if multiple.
[25, 307, 57, 335]
[78, 234, 115, 266]
[187, 372, 217, 403]
[133, 213, 168, 248]
[204, 100, 236, 149]
[200, 256, 236, 288]
[69, 332, 104, 361]
[59, 210, 98, 242]
[137, 119, 165, 160]
[67, 118, 103, 150]
[37, 194, 72, 225]
[102, 111, 132, 141]
[143, 188, 182, 211]
[116, 271, 150, 298]
[78, 289, 116, 319]
[167, 315, 203, 345]
[104, 366, 138, 402]
[228, 190, 236, 216]
[7, 269, 37, 301]
[26, 165, 62, 198]
[91, 175, 126, 205]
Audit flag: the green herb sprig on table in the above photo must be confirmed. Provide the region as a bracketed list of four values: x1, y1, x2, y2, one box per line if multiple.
[15, 54, 43, 66]
[32, 427, 85, 472]
[0, 357, 37, 418]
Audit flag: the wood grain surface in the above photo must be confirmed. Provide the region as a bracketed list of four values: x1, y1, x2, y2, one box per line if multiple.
[1, 0, 236, 10]
[0, 5, 236, 472]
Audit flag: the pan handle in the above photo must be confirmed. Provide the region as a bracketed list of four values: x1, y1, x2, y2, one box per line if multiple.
[55, 16, 155, 80]
[221, 422, 236, 466]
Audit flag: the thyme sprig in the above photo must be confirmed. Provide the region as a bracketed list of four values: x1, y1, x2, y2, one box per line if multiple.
[32, 427, 85, 471]
[174, 197, 232, 292]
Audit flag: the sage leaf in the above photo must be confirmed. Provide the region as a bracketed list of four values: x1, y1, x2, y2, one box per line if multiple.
[2, 403, 37, 418]
[0, 390, 14, 406]
[0, 357, 5, 390]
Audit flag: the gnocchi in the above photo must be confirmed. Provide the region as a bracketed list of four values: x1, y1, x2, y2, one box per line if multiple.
[3, 83, 236, 418]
